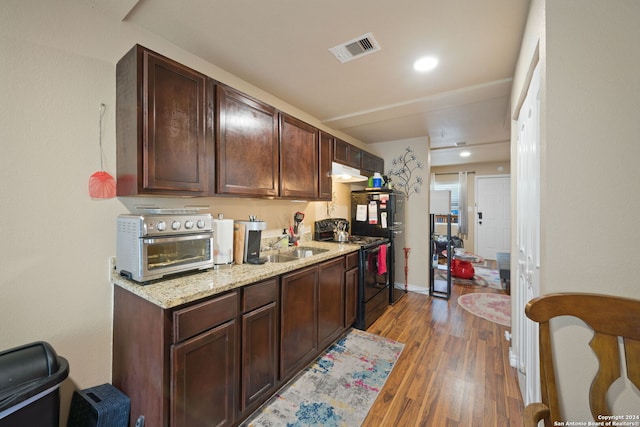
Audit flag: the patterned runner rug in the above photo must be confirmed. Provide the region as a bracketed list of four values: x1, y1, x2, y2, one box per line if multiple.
[242, 329, 404, 426]
[457, 293, 511, 327]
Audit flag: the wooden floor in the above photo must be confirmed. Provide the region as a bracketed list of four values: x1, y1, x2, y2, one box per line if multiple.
[362, 281, 524, 427]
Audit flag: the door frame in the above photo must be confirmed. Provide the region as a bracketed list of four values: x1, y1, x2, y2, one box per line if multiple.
[513, 57, 541, 407]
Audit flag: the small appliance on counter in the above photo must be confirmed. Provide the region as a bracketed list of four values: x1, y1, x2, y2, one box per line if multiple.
[212, 214, 234, 266]
[116, 210, 214, 283]
[234, 217, 267, 264]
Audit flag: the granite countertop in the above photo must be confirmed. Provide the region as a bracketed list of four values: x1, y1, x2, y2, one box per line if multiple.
[111, 241, 360, 309]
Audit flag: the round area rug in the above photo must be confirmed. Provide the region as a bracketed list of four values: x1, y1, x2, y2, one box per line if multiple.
[457, 293, 511, 327]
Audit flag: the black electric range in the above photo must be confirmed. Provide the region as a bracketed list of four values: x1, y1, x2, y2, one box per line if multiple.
[314, 219, 390, 330]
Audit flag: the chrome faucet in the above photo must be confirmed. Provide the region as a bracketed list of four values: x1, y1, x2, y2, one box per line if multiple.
[263, 234, 290, 252]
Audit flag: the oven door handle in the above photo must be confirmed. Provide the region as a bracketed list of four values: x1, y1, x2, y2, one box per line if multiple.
[366, 242, 390, 254]
[143, 233, 213, 244]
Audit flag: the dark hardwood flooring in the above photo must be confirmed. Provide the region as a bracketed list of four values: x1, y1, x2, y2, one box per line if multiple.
[362, 280, 524, 426]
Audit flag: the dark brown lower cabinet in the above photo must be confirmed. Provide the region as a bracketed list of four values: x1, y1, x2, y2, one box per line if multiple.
[318, 257, 345, 349]
[344, 252, 359, 328]
[171, 320, 236, 427]
[112, 287, 238, 427]
[240, 279, 278, 414]
[113, 253, 359, 427]
[279, 266, 318, 381]
[280, 256, 357, 383]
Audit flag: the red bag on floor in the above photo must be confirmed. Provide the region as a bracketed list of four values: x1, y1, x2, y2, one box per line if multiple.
[451, 259, 475, 279]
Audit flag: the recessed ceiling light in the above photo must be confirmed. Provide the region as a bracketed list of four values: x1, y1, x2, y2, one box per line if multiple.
[413, 56, 438, 72]
[460, 151, 471, 158]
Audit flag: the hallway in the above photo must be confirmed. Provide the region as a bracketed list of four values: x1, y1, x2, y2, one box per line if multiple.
[363, 283, 523, 426]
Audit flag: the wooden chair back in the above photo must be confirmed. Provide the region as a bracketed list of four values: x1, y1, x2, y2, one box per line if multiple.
[523, 293, 640, 427]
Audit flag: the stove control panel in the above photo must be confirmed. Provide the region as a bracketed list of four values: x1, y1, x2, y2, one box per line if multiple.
[313, 218, 349, 241]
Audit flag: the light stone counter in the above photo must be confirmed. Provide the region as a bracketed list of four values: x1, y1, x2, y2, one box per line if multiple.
[111, 241, 360, 309]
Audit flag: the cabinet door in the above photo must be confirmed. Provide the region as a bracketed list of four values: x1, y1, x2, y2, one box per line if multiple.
[280, 266, 318, 380]
[318, 132, 333, 200]
[216, 84, 279, 196]
[241, 301, 278, 412]
[318, 257, 345, 349]
[333, 138, 350, 167]
[171, 320, 237, 427]
[279, 114, 318, 199]
[345, 267, 358, 328]
[350, 146, 363, 168]
[361, 151, 384, 175]
[360, 151, 377, 174]
[373, 156, 385, 175]
[117, 46, 211, 196]
[333, 138, 361, 169]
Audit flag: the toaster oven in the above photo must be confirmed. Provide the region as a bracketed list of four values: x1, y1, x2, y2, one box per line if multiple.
[116, 213, 214, 283]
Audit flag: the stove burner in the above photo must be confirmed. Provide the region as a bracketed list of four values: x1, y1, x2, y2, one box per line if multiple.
[349, 236, 381, 244]
[348, 235, 389, 248]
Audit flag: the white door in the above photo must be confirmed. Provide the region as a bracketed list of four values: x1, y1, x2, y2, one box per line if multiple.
[514, 62, 541, 406]
[475, 175, 511, 260]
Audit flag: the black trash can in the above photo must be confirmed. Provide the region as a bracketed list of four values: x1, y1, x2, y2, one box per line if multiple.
[0, 341, 69, 427]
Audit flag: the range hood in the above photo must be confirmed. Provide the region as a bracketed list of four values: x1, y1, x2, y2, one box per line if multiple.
[331, 162, 368, 183]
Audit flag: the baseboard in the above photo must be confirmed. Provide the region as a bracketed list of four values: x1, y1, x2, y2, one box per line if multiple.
[394, 282, 429, 295]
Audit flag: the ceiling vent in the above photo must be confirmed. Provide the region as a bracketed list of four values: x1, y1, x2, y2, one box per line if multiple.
[329, 32, 381, 63]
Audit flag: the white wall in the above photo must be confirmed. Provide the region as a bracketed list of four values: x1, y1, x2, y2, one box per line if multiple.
[511, 0, 640, 419]
[370, 138, 430, 291]
[1, 19, 122, 419]
[0, 0, 362, 422]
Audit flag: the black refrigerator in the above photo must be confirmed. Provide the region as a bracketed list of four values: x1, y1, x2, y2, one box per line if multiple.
[351, 189, 407, 303]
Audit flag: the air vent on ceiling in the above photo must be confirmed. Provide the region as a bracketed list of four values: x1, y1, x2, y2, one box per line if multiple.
[329, 32, 381, 64]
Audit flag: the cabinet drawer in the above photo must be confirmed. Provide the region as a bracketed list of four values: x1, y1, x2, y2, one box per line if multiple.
[242, 278, 278, 313]
[173, 291, 238, 342]
[346, 252, 359, 270]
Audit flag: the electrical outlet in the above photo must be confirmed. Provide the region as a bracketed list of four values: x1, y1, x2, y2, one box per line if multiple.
[108, 256, 116, 281]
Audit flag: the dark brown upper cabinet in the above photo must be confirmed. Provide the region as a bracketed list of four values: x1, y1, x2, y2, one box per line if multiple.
[116, 45, 212, 196]
[333, 138, 363, 169]
[361, 151, 385, 176]
[116, 45, 382, 200]
[318, 132, 333, 200]
[333, 138, 384, 175]
[279, 114, 319, 199]
[216, 84, 279, 197]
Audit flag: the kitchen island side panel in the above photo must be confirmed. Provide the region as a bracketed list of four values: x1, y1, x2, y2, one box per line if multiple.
[113, 286, 172, 427]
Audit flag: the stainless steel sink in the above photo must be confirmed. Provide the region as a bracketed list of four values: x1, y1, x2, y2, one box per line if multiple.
[287, 247, 329, 258]
[265, 246, 329, 263]
[265, 253, 298, 263]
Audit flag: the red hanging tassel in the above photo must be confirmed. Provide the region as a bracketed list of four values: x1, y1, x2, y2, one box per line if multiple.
[89, 171, 116, 199]
[89, 103, 116, 199]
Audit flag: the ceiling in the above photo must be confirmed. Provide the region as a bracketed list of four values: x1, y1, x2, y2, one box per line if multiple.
[97, 0, 531, 167]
